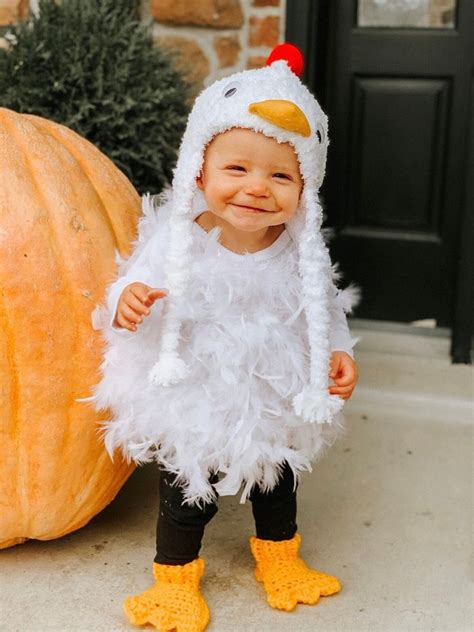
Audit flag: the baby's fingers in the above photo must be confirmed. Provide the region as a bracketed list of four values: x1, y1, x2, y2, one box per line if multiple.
[146, 288, 168, 306]
[333, 372, 354, 387]
[329, 384, 353, 400]
[130, 285, 153, 305]
[120, 304, 144, 325]
[329, 384, 353, 395]
[115, 310, 137, 332]
[126, 294, 150, 317]
[335, 363, 358, 386]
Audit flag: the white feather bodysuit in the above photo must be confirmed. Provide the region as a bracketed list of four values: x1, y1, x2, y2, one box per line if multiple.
[89, 193, 359, 507]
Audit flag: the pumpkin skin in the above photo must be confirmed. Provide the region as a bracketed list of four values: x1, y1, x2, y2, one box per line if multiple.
[0, 108, 140, 548]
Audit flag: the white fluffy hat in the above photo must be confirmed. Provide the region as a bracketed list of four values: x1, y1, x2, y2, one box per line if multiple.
[148, 43, 346, 424]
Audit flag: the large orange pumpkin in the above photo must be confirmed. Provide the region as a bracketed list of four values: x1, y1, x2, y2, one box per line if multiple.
[0, 108, 140, 548]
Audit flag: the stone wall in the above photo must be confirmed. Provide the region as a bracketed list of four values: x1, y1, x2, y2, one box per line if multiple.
[145, 0, 287, 96]
[0, 0, 287, 96]
[0, 0, 29, 24]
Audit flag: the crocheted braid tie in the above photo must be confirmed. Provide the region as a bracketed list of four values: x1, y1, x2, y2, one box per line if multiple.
[249, 532, 341, 611]
[123, 557, 210, 632]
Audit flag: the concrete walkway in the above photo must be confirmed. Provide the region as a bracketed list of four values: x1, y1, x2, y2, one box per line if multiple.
[1, 322, 472, 632]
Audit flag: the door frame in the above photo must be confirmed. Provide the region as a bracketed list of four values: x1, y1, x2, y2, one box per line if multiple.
[286, 0, 473, 363]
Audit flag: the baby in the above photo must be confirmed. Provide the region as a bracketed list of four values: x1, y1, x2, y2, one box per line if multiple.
[92, 44, 359, 631]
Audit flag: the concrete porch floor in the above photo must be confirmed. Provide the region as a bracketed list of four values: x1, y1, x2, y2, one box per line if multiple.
[1, 322, 472, 632]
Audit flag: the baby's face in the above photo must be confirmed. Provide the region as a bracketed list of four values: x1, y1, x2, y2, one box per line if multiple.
[196, 128, 303, 232]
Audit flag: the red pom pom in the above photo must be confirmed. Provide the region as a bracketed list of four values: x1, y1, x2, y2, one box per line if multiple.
[266, 43, 304, 77]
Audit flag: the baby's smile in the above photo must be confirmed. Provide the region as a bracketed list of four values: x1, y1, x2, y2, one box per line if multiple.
[230, 202, 274, 213]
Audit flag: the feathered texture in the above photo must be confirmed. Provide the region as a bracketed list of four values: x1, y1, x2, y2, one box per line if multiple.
[147, 59, 336, 425]
[84, 48, 363, 507]
[84, 195, 359, 507]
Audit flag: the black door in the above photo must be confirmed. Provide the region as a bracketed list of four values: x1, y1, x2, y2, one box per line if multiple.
[287, 0, 473, 362]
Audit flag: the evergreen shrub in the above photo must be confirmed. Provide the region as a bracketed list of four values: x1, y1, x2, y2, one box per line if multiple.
[0, 0, 190, 194]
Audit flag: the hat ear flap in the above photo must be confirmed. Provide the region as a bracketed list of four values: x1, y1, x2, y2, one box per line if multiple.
[148, 131, 210, 387]
[148, 177, 199, 387]
[288, 188, 344, 423]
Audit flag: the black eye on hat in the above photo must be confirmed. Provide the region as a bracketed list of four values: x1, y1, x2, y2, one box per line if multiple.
[222, 81, 240, 98]
[315, 123, 325, 144]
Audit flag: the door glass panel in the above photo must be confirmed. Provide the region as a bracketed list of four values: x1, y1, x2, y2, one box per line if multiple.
[358, 0, 457, 29]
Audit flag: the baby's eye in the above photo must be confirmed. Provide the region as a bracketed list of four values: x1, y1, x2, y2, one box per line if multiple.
[227, 165, 246, 171]
[273, 173, 291, 180]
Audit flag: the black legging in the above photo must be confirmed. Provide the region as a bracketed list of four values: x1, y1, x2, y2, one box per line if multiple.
[155, 461, 298, 565]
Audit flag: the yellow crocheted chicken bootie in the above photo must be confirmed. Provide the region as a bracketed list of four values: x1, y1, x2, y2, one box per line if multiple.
[249, 532, 341, 612]
[123, 557, 210, 632]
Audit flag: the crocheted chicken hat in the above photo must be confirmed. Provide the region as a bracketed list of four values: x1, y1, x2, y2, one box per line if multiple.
[148, 43, 344, 425]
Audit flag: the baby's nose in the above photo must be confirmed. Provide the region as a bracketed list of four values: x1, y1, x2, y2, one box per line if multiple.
[244, 178, 270, 196]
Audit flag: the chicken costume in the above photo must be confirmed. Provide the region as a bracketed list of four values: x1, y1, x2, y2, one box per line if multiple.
[82, 43, 361, 630]
[86, 44, 360, 508]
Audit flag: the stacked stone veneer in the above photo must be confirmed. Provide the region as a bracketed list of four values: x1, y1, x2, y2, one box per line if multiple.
[146, 0, 286, 96]
[0, 0, 287, 96]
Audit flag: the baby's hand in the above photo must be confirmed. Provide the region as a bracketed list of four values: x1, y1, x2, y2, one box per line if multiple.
[328, 351, 359, 401]
[113, 282, 168, 332]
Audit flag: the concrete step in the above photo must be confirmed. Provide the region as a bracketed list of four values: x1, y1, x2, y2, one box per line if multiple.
[346, 320, 473, 424]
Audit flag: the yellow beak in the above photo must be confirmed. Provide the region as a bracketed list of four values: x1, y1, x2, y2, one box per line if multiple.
[248, 100, 311, 138]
